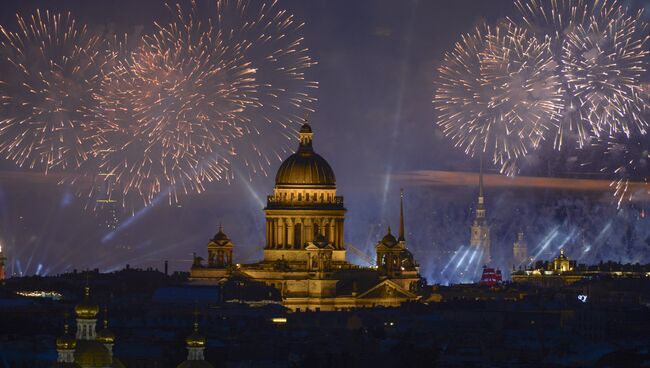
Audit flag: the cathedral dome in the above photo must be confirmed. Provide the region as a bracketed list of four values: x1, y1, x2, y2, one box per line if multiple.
[275, 123, 336, 187]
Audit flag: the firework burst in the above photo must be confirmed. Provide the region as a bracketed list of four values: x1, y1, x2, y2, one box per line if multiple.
[0, 10, 108, 172]
[91, 0, 317, 206]
[514, 0, 649, 147]
[562, 4, 649, 138]
[433, 24, 562, 175]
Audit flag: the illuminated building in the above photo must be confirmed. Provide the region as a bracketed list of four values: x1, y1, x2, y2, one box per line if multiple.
[0, 245, 6, 280]
[190, 122, 422, 311]
[470, 160, 490, 265]
[51, 287, 126, 368]
[512, 231, 529, 267]
[511, 249, 584, 287]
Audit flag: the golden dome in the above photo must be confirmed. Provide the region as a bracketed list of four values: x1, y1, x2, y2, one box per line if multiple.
[275, 123, 336, 187]
[97, 320, 115, 344]
[186, 323, 206, 348]
[56, 324, 76, 350]
[74, 340, 112, 367]
[75, 287, 99, 319]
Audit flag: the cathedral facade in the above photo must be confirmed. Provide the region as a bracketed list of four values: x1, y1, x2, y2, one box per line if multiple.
[190, 122, 422, 311]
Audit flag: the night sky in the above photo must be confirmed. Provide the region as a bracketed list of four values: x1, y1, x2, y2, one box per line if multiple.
[1, 0, 650, 283]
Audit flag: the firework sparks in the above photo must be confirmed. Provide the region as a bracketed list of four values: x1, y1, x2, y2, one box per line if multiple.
[90, 0, 317, 206]
[562, 4, 649, 139]
[601, 133, 650, 208]
[433, 24, 562, 175]
[514, 0, 649, 147]
[0, 10, 108, 172]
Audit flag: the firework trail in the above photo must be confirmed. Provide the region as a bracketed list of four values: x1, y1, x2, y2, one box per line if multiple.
[433, 23, 562, 175]
[0, 10, 108, 172]
[601, 133, 650, 208]
[90, 0, 317, 206]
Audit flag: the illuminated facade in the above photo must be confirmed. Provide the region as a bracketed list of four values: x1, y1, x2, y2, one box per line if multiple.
[512, 249, 582, 286]
[191, 122, 422, 311]
[470, 161, 490, 265]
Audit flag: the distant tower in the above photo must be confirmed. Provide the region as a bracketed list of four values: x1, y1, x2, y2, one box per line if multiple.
[0, 245, 6, 280]
[513, 231, 528, 267]
[375, 190, 418, 280]
[470, 158, 491, 265]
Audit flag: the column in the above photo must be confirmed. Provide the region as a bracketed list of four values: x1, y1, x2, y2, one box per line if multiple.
[338, 220, 344, 249]
[265, 219, 270, 248]
[287, 218, 294, 249]
[277, 218, 284, 247]
[271, 218, 277, 249]
[329, 219, 335, 245]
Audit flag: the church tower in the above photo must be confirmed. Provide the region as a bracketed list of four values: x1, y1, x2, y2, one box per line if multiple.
[263, 121, 346, 265]
[470, 159, 491, 265]
[177, 310, 214, 368]
[513, 231, 528, 267]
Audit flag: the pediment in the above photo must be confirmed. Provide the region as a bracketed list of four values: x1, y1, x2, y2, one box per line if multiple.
[305, 242, 334, 250]
[356, 279, 416, 300]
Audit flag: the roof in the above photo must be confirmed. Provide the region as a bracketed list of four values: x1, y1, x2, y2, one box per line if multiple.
[275, 123, 336, 187]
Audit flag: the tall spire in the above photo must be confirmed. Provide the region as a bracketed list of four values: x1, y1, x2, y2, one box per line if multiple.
[398, 189, 405, 242]
[479, 154, 484, 202]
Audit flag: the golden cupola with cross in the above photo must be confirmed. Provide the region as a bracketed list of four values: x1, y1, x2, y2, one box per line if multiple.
[263, 121, 346, 265]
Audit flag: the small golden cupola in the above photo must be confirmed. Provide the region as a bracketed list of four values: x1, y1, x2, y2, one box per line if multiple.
[97, 307, 116, 351]
[177, 310, 214, 368]
[54, 320, 79, 366]
[75, 287, 99, 320]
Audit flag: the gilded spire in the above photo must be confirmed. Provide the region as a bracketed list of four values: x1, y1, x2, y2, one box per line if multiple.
[479, 155, 484, 201]
[398, 189, 405, 242]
